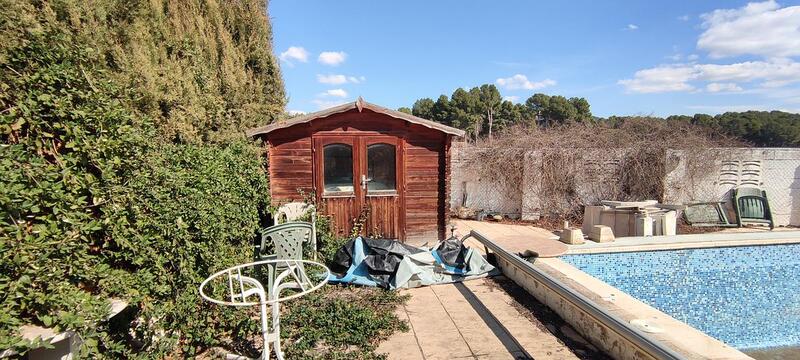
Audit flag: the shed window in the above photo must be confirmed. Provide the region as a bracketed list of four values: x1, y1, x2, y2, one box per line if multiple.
[367, 143, 396, 191]
[323, 144, 353, 193]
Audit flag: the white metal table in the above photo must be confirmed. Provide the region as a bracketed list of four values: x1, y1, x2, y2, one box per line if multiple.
[199, 259, 329, 360]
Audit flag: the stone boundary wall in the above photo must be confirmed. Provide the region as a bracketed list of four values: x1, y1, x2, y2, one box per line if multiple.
[451, 146, 800, 226]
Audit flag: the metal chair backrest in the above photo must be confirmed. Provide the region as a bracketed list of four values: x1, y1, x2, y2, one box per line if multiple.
[257, 222, 313, 261]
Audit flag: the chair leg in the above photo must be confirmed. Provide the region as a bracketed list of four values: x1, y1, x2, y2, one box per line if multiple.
[271, 301, 282, 360]
[260, 300, 270, 360]
[312, 213, 317, 261]
[267, 265, 274, 299]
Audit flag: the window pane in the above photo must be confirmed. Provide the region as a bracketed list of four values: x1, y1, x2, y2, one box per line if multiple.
[323, 144, 353, 193]
[367, 144, 396, 191]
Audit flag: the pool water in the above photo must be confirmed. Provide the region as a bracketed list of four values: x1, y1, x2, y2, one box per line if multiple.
[561, 244, 800, 350]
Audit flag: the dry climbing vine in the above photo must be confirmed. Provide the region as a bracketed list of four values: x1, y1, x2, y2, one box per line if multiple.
[458, 119, 743, 220]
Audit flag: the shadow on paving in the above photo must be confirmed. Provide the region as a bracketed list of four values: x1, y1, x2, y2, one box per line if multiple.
[478, 276, 612, 360]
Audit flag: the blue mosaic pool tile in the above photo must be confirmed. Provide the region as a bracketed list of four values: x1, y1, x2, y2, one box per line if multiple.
[561, 245, 800, 350]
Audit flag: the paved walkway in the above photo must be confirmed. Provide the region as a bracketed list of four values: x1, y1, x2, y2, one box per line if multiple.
[453, 220, 567, 257]
[378, 278, 605, 360]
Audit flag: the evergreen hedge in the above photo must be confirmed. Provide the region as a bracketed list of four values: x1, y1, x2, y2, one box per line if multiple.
[1, 0, 283, 356]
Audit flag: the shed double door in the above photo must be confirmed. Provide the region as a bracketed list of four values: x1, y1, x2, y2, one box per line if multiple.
[314, 135, 404, 240]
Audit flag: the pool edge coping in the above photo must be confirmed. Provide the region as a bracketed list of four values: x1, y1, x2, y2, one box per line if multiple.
[566, 231, 800, 254]
[536, 257, 753, 360]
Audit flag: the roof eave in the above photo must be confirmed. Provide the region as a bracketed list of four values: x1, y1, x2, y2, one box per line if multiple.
[246, 98, 465, 138]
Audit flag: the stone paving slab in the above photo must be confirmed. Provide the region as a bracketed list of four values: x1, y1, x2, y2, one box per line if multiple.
[453, 220, 566, 257]
[399, 286, 474, 359]
[378, 278, 598, 360]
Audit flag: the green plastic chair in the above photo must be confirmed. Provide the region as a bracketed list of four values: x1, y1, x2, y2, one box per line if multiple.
[732, 187, 774, 229]
[254, 222, 314, 291]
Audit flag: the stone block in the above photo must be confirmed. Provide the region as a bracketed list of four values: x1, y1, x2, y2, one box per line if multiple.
[589, 225, 615, 243]
[559, 228, 585, 245]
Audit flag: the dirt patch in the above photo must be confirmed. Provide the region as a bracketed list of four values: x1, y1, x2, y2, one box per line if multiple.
[676, 221, 727, 234]
[482, 276, 612, 360]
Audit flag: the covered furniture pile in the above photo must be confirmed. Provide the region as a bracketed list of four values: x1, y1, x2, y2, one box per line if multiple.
[582, 200, 678, 237]
[328, 236, 497, 289]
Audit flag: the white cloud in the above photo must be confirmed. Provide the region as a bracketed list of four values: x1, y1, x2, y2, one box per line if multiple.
[312, 99, 348, 109]
[687, 54, 699, 61]
[696, 60, 800, 85]
[495, 74, 556, 90]
[317, 74, 347, 85]
[319, 89, 348, 98]
[706, 82, 743, 92]
[619, 60, 800, 93]
[667, 54, 682, 61]
[503, 95, 520, 103]
[316, 74, 365, 84]
[626, 24, 639, 30]
[678, 15, 690, 21]
[279, 46, 309, 65]
[318, 51, 347, 66]
[618, 65, 697, 93]
[698, 1, 800, 58]
[287, 110, 307, 115]
[348, 76, 366, 84]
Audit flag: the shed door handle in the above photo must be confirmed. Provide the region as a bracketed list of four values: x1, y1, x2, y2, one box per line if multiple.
[361, 174, 372, 190]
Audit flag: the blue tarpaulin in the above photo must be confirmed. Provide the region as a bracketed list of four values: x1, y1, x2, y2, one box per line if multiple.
[328, 237, 496, 289]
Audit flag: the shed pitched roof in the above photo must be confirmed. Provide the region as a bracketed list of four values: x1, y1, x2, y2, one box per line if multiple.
[246, 97, 465, 137]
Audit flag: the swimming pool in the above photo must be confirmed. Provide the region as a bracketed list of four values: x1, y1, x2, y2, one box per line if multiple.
[561, 244, 800, 350]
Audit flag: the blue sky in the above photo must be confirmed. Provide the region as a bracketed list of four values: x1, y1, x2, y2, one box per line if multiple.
[269, 0, 800, 117]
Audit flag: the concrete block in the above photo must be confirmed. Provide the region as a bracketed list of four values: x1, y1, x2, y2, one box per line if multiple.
[581, 206, 604, 234]
[635, 215, 654, 237]
[589, 225, 614, 243]
[662, 210, 677, 236]
[559, 228, 585, 245]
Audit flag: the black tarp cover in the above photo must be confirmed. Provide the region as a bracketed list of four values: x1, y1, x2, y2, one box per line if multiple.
[330, 237, 425, 287]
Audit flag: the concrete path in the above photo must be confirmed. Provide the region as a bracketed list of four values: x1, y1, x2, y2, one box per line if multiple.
[378, 278, 604, 360]
[453, 220, 567, 257]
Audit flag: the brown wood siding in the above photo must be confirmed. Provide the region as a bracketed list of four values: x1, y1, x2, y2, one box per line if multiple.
[404, 136, 444, 245]
[320, 196, 359, 236]
[364, 195, 401, 238]
[267, 135, 313, 202]
[261, 108, 451, 244]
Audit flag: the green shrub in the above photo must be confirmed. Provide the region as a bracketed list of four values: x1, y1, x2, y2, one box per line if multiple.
[0, 0, 276, 357]
[1, 0, 409, 358]
[0, 14, 149, 354]
[280, 287, 409, 360]
[99, 141, 271, 357]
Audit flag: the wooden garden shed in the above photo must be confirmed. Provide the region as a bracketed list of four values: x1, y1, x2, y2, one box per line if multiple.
[247, 97, 464, 245]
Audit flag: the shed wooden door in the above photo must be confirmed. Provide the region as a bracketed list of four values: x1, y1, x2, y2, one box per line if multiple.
[314, 135, 404, 240]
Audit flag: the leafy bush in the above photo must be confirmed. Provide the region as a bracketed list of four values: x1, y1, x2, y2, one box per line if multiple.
[2, 0, 409, 358]
[0, 14, 148, 354]
[99, 142, 271, 357]
[0, 0, 278, 357]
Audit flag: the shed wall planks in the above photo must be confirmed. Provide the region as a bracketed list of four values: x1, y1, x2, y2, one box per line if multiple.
[260, 108, 455, 244]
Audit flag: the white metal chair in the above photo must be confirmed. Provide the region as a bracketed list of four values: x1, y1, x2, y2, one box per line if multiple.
[274, 202, 317, 260]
